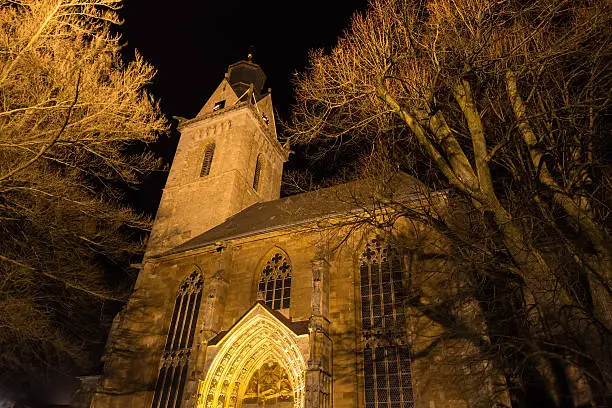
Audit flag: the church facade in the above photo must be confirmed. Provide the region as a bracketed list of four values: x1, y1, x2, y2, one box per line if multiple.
[89, 58, 499, 408]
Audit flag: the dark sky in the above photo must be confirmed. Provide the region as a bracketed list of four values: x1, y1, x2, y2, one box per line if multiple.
[116, 0, 370, 213]
[9, 4, 372, 405]
[119, 0, 369, 120]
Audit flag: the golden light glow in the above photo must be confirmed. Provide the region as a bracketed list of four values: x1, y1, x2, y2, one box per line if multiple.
[242, 361, 294, 404]
[197, 306, 307, 408]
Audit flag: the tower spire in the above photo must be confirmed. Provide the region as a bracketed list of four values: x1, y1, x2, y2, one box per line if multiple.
[247, 45, 256, 62]
[226, 52, 266, 100]
[145, 54, 287, 256]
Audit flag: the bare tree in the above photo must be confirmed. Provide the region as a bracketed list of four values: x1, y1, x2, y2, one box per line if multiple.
[288, 0, 611, 406]
[0, 0, 166, 396]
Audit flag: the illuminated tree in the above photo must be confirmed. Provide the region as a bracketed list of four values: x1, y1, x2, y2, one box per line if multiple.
[0, 0, 166, 392]
[289, 0, 611, 405]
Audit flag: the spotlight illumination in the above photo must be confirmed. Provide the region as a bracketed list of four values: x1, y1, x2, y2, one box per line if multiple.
[197, 305, 307, 407]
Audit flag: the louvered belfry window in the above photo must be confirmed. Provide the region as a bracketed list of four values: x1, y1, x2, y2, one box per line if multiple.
[360, 238, 415, 408]
[253, 154, 262, 191]
[257, 252, 292, 310]
[151, 271, 203, 408]
[200, 143, 215, 177]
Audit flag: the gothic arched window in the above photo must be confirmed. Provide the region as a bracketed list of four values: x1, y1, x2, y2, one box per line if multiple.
[360, 238, 414, 408]
[253, 154, 263, 191]
[257, 252, 292, 310]
[200, 142, 215, 177]
[152, 271, 203, 408]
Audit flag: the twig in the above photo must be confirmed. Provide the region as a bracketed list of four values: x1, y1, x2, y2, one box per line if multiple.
[0, 71, 82, 182]
[0, 254, 125, 302]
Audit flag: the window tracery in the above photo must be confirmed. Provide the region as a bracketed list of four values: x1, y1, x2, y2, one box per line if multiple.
[360, 238, 414, 408]
[152, 271, 203, 408]
[257, 251, 292, 310]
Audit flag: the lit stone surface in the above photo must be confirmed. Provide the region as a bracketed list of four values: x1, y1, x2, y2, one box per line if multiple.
[89, 58, 508, 408]
[146, 72, 287, 258]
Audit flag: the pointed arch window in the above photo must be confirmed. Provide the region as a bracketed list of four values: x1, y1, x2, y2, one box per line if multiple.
[257, 252, 292, 310]
[200, 143, 215, 177]
[360, 238, 414, 408]
[253, 154, 263, 191]
[152, 271, 203, 408]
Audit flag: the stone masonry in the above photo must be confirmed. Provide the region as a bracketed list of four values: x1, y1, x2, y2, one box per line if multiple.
[89, 57, 508, 408]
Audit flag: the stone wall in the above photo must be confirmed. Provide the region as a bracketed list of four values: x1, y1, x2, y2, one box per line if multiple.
[93, 215, 507, 407]
[146, 96, 287, 257]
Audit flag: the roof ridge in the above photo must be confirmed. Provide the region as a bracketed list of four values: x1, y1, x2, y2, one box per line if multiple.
[158, 173, 425, 257]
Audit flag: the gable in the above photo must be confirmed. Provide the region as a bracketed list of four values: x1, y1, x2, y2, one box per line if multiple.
[166, 173, 428, 255]
[199, 301, 309, 408]
[196, 78, 239, 117]
[207, 301, 309, 346]
[253, 93, 277, 135]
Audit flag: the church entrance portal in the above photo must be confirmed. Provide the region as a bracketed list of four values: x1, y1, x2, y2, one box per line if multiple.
[197, 305, 307, 408]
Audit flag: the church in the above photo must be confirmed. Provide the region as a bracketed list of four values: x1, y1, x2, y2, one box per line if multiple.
[88, 56, 501, 408]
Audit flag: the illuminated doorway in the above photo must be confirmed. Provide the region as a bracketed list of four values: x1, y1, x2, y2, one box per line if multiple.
[197, 303, 307, 408]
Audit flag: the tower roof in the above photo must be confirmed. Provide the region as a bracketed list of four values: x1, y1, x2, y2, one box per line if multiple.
[226, 54, 267, 100]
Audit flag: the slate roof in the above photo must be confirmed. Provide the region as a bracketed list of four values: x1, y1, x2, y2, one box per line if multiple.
[165, 173, 426, 256]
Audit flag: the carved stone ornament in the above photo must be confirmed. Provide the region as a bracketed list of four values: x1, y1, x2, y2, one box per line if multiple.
[196, 306, 307, 408]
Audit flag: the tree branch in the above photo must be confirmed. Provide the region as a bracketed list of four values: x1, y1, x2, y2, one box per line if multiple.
[0, 71, 82, 182]
[0, 254, 125, 302]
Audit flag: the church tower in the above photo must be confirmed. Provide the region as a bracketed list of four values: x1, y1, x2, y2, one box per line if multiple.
[146, 56, 289, 256]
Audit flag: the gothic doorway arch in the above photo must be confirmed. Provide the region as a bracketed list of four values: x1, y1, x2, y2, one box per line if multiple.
[197, 304, 307, 408]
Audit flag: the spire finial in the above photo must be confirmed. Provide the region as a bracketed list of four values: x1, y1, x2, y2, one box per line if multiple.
[247, 45, 256, 62]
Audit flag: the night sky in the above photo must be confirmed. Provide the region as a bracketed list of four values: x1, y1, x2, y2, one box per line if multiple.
[116, 0, 370, 214]
[119, 0, 369, 120]
[12, 3, 372, 406]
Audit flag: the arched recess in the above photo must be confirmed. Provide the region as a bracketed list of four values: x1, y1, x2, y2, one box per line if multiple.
[253, 247, 293, 310]
[152, 269, 204, 408]
[359, 237, 415, 407]
[200, 142, 215, 177]
[197, 308, 307, 408]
